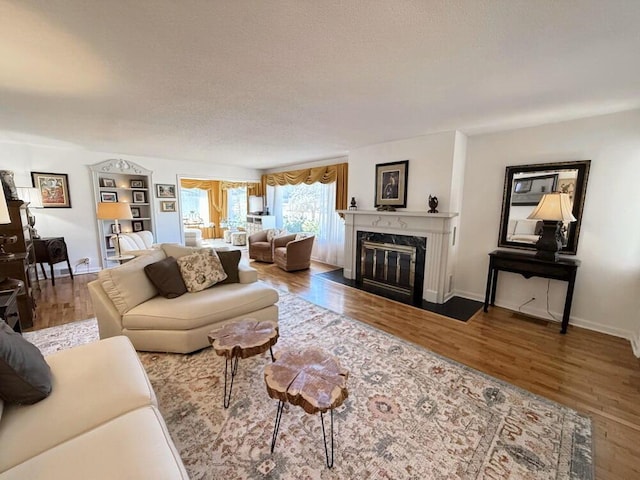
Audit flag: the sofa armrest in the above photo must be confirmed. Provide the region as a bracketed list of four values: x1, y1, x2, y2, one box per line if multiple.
[273, 233, 297, 248]
[88, 280, 125, 339]
[238, 261, 258, 284]
[248, 230, 268, 244]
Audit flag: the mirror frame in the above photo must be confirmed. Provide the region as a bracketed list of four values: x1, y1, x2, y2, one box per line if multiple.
[498, 160, 591, 255]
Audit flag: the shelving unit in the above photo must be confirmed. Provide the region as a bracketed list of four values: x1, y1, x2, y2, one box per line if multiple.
[246, 215, 276, 235]
[90, 159, 155, 268]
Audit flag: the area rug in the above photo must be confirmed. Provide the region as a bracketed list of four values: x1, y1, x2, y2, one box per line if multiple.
[25, 291, 593, 480]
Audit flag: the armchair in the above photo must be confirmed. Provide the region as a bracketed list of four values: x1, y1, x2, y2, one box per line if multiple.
[248, 230, 274, 263]
[273, 234, 315, 272]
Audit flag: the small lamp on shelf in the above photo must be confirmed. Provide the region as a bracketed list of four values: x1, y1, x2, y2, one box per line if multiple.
[96, 202, 133, 256]
[0, 185, 17, 258]
[527, 192, 576, 262]
[16, 187, 44, 239]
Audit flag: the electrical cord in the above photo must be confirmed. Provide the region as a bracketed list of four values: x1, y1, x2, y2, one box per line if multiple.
[518, 297, 535, 312]
[546, 279, 559, 321]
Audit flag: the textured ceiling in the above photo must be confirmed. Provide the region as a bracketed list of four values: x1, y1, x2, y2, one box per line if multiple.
[1, 1, 639, 168]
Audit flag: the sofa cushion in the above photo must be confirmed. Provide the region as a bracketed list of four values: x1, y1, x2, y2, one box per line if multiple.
[0, 322, 52, 405]
[0, 336, 156, 472]
[161, 243, 211, 260]
[177, 251, 227, 292]
[0, 406, 188, 480]
[217, 250, 241, 285]
[98, 249, 165, 314]
[123, 281, 279, 331]
[266, 228, 287, 242]
[144, 257, 188, 299]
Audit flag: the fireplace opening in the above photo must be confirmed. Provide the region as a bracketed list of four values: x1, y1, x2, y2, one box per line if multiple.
[356, 231, 426, 304]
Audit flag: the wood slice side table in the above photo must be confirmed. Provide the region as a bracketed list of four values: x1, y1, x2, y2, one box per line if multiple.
[264, 348, 349, 468]
[208, 319, 279, 408]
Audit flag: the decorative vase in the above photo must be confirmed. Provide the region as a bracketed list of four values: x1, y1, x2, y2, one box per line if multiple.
[349, 197, 357, 210]
[428, 195, 439, 213]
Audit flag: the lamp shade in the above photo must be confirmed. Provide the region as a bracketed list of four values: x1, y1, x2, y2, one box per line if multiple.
[0, 185, 10, 224]
[96, 202, 133, 220]
[527, 193, 576, 222]
[16, 187, 44, 208]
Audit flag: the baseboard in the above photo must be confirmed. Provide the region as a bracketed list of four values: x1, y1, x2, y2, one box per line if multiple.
[454, 290, 635, 341]
[631, 331, 640, 358]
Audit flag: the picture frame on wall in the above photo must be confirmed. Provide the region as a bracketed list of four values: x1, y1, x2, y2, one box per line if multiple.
[130, 179, 144, 188]
[155, 184, 176, 198]
[374, 160, 408, 208]
[132, 220, 144, 232]
[100, 177, 116, 188]
[31, 172, 72, 208]
[160, 200, 176, 212]
[132, 191, 146, 203]
[130, 206, 141, 218]
[100, 191, 118, 203]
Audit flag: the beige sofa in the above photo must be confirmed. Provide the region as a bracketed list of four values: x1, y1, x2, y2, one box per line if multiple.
[0, 336, 187, 479]
[88, 244, 279, 353]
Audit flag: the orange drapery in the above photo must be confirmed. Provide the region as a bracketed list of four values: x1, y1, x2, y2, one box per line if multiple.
[261, 163, 348, 211]
[179, 179, 223, 237]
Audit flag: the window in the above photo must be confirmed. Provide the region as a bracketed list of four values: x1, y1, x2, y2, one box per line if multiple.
[226, 186, 247, 229]
[181, 188, 209, 225]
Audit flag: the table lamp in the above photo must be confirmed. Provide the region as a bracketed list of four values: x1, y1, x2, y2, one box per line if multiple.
[527, 192, 576, 261]
[16, 187, 44, 239]
[0, 185, 17, 258]
[96, 202, 133, 256]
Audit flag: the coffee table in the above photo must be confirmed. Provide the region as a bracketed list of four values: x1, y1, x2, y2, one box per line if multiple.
[264, 348, 349, 468]
[208, 319, 279, 408]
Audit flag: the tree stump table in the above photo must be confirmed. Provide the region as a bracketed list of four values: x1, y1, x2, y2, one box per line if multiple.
[264, 348, 349, 468]
[208, 319, 279, 408]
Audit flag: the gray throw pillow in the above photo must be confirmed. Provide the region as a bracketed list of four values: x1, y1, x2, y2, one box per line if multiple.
[0, 322, 52, 404]
[144, 256, 188, 299]
[217, 250, 241, 285]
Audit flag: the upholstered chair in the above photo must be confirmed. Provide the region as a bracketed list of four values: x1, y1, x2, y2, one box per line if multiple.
[273, 234, 315, 272]
[248, 230, 275, 263]
[115, 231, 156, 255]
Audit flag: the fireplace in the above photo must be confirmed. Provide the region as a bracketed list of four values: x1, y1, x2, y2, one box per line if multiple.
[339, 210, 458, 304]
[356, 231, 426, 303]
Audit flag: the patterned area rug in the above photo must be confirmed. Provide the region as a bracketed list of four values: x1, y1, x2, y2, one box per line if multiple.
[25, 292, 593, 479]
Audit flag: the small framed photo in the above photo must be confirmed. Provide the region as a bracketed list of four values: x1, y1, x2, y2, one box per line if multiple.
[110, 223, 119, 234]
[132, 191, 146, 203]
[132, 220, 144, 232]
[130, 206, 141, 218]
[160, 200, 176, 212]
[100, 177, 117, 188]
[31, 171, 71, 208]
[155, 184, 176, 198]
[130, 179, 144, 188]
[375, 160, 409, 208]
[106, 236, 114, 249]
[100, 191, 118, 203]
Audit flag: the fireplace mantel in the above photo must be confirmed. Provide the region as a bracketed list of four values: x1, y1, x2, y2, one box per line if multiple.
[338, 210, 459, 304]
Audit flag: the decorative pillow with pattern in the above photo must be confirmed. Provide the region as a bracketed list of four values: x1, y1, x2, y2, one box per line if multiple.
[176, 251, 227, 292]
[295, 232, 312, 241]
[266, 229, 287, 242]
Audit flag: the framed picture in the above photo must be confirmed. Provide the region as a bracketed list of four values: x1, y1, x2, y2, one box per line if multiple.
[374, 160, 408, 208]
[31, 172, 72, 208]
[155, 184, 176, 198]
[100, 177, 117, 188]
[160, 200, 176, 212]
[100, 191, 118, 203]
[130, 179, 144, 188]
[132, 220, 143, 232]
[110, 224, 119, 234]
[130, 206, 141, 218]
[132, 191, 146, 203]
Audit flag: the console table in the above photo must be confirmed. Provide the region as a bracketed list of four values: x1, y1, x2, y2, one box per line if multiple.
[484, 249, 580, 334]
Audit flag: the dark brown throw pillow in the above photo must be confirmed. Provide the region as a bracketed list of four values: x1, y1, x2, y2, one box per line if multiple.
[144, 256, 188, 298]
[216, 250, 241, 285]
[0, 322, 52, 404]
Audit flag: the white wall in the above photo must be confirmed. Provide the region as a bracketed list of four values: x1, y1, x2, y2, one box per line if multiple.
[2, 141, 261, 274]
[456, 109, 640, 339]
[348, 132, 457, 211]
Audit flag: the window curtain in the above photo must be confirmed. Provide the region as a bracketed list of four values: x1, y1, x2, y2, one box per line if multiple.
[179, 179, 222, 235]
[219, 181, 261, 218]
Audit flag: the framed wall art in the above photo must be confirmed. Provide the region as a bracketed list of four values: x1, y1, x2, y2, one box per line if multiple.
[100, 177, 116, 188]
[155, 184, 176, 198]
[160, 201, 176, 212]
[132, 191, 146, 203]
[130, 206, 141, 218]
[374, 160, 408, 208]
[132, 220, 144, 232]
[31, 172, 72, 208]
[130, 179, 145, 188]
[100, 191, 118, 203]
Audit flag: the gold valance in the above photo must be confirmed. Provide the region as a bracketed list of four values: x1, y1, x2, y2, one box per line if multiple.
[261, 163, 348, 211]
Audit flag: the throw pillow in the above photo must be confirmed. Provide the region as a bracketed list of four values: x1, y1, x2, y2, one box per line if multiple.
[177, 250, 227, 292]
[216, 250, 241, 285]
[295, 232, 312, 241]
[0, 322, 52, 404]
[144, 256, 188, 298]
[266, 229, 287, 242]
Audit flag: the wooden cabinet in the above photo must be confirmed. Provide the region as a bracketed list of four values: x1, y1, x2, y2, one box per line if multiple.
[246, 215, 276, 235]
[0, 200, 35, 329]
[90, 160, 155, 268]
[33, 237, 73, 286]
[0, 287, 20, 333]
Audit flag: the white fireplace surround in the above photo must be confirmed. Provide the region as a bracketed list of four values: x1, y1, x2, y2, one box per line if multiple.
[339, 210, 458, 304]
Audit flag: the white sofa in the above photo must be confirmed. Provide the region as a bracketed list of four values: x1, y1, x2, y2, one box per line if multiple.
[506, 219, 541, 243]
[115, 230, 155, 254]
[0, 336, 188, 479]
[88, 244, 280, 353]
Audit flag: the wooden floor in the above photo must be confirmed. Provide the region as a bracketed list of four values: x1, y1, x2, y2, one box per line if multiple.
[29, 259, 640, 480]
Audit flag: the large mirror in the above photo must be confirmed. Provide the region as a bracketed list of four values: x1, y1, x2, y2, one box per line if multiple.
[498, 160, 591, 255]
